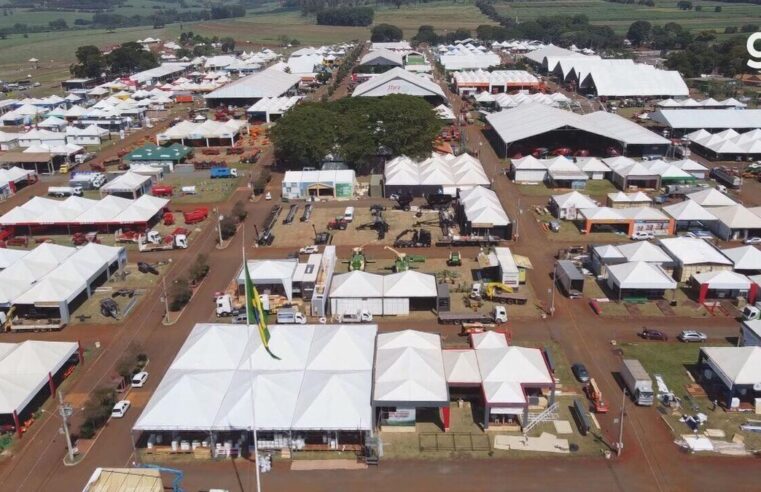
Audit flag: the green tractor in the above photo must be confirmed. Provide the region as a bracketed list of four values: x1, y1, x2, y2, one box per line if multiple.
[385, 246, 425, 273]
[347, 247, 369, 271]
[447, 250, 462, 267]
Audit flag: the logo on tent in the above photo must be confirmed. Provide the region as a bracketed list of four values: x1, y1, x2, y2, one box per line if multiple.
[748, 32, 761, 69]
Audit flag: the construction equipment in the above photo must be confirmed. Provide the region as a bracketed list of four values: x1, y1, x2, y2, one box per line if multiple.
[114, 229, 140, 243]
[447, 250, 462, 267]
[100, 298, 120, 319]
[138, 262, 159, 275]
[584, 378, 609, 413]
[345, 247, 373, 271]
[425, 193, 454, 209]
[384, 246, 425, 273]
[394, 228, 431, 248]
[151, 185, 174, 197]
[139, 464, 185, 492]
[300, 203, 313, 222]
[391, 191, 413, 211]
[283, 204, 298, 224]
[356, 209, 389, 240]
[1, 306, 16, 332]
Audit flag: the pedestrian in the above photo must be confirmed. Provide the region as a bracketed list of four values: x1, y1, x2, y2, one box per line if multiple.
[712, 399, 718, 411]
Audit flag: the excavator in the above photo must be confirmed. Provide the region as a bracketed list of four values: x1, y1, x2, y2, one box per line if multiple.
[483, 282, 528, 305]
[384, 246, 425, 273]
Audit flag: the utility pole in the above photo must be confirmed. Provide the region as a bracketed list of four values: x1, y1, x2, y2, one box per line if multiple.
[58, 390, 75, 463]
[617, 388, 626, 457]
[162, 276, 169, 324]
[549, 262, 557, 316]
[217, 213, 224, 246]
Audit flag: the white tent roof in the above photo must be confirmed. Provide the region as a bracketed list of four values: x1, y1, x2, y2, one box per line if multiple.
[352, 68, 445, 98]
[651, 110, 761, 130]
[692, 270, 751, 290]
[434, 104, 456, 121]
[486, 103, 669, 147]
[476, 347, 553, 405]
[615, 242, 673, 263]
[329, 271, 384, 298]
[383, 270, 437, 297]
[662, 200, 717, 222]
[442, 349, 481, 384]
[722, 246, 761, 271]
[134, 324, 377, 432]
[0, 248, 28, 270]
[100, 171, 151, 193]
[205, 68, 301, 100]
[551, 191, 596, 210]
[0, 340, 78, 414]
[471, 331, 509, 349]
[459, 186, 510, 227]
[658, 237, 732, 266]
[246, 96, 302, 116]
[237, 259, 298, 301]
[701, 347, 761, 387]
[384, 153, 489, 188]
[374, 330, 448, 404]
[578, 64, 687, 97]
[708, 205, 761, 230]
[607, 261, 676, 290]
[687, 188, 737, 207]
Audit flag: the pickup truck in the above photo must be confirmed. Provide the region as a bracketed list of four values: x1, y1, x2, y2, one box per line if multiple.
[338, 310, 373, 323]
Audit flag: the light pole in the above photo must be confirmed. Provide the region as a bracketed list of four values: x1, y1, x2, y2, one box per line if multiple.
[617, 388, 626, 457]
[549, 262, 557, 316]
[57, 390, 75, 463]
[161, 276, 169, 324]
[217, 213, 224, 246]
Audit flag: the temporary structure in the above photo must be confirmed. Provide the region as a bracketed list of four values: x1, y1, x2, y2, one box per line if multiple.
[236, 259, 298, 300]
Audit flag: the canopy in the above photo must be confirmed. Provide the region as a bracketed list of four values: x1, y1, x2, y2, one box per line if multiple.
[100, 171, 151, 194]
[0, 340, 78, 414]
[687, 188, 737, 207]
[663, 200, 717, 222]
[352, 68, 445, 98]
[442, 349, 481, 384]
[607, 261, 676, 290]
[701, 346, 761, 387]
[476, 347, 553, 405]
[373, 330, 448, 405]
[134, 324, 377, 432]
[237, 259, 297, 300]
[693, 270, 751, 290]
[125, 143, 190, 162]
[722, 246, 761, 271]
[459, 186, 510, 227]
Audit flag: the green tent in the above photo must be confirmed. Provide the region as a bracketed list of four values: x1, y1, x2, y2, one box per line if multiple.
[124, 143, 191, 163]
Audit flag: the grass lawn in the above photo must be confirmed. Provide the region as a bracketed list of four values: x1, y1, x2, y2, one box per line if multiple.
[494, 0, 761, 34]
[621, 340, 761, 451]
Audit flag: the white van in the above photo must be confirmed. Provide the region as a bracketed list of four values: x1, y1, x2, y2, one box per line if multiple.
[343, 207, 354, 223]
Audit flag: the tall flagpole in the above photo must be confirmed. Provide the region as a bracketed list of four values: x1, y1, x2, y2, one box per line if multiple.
[242, 237, 262, 492]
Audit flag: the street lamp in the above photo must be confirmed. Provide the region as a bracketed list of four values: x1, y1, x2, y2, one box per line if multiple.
[217, 213, 224, 246]
[57, 390, 75, 463]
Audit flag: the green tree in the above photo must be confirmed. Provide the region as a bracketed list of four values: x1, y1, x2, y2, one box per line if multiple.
[714, 5, 722, 12]
[220, 37, 235, 53]
[106, 42, 158, 75]
[371, 23, 403, 42]
[271, 104, 340, 168]
[626, 20, 652, 46]
[70, 45, 105, 78]
[48, 18, 67, 30]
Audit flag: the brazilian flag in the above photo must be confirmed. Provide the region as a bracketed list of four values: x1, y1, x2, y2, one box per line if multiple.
[244, 261, 278, 359]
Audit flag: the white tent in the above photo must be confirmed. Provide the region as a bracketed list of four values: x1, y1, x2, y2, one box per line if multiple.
[383, 271, 437, 298]
[459, 186, 510, 228]
[550, 191, 597, 220]
[100, 171, 152, 198]
[442, 349, 481, 384]
[476, 347, 553, 405]
[722, 246, 761, 272]
[701, 347, 761, 388]
[329, 271, 384, 316]
[373, 330, 448, 405]
[352, 67, 445, 99]
[0, 340, 78, 415]
[471, 331, 509, 350]
[692, 270, 751, 290]
[607, 261, 676, 291]
[663, 200, 717, 222]
[134, 323, 377, 433]
[237, 259, 298, 301]
[687, 188, 737, 208]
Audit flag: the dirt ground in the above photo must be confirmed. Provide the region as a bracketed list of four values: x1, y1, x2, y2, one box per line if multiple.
[270, 205, 443, 249]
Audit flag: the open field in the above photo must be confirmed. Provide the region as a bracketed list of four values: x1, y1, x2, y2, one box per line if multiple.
[494, 0, 761, 34]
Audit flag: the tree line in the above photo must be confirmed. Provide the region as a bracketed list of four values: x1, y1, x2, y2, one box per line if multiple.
[270, 95, 443, 171]
[315, 6, 373, 26]
[70, 42, 159, 78]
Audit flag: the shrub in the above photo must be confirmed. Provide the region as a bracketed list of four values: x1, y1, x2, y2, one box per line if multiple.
[190, 254, 210, 282]
[220, 216, 237, 240]
[168, 278, 192, 311]
[232, 201, 247, 222]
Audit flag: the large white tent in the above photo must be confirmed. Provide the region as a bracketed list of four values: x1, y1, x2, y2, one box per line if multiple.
[329, 270, 437, 316]
[722, 246, 761, 272]
[458, 186, 511, 237]
[384, 153, 489, 196]
[156, 119, 247, 146]
[606, 261, 677, 297]
[133, 323, 377, 435]
[352, 68, 445, 99]
[373, 330, 448, 406]
[0, 340, 78, 418]
[237, 260, 298, 301]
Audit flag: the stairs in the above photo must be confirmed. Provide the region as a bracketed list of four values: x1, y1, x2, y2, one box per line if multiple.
[524, 402, 559, 435]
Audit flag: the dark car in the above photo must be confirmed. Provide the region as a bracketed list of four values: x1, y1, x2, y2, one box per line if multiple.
[571, 363, 590, 383]
[639, 328, 668, 341]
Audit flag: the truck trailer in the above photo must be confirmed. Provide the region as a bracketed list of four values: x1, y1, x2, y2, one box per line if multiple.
[620, 359, 654, 406]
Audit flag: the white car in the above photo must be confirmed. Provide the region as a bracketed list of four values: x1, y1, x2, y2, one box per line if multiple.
[744, 237, 761, 245]
[111, 400, 131, 418]
[631, 231, 655, 241]
[299, 245, 319, 255]
[265, 192, 272, 200]
[678, 330, 708, 343]
[131, 371, 148, 388]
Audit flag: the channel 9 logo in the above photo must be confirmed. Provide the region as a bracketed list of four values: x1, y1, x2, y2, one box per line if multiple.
[748, 32, 761, 70]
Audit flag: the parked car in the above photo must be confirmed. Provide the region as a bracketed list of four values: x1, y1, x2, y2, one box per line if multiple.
[677, 330, 707, 343]
[131, 371, 149, 388]
[231, 313, 248, 324]
[572, 363, 590, 383]
[744, 237, 761, 245]
[548, 220, 561, 233]
[264, 192, 272, 200]
[111, 400, 131, 418]
[631, 231, 655, 241]
[639, 328, 668, 341]
[299, 245, 319, 254]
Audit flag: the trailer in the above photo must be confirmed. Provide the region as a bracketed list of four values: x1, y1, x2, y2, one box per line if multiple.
[555, 260, 584, 298]
[48, 186, 83, 197]
[137, 232, 188, 252]
[710, 167, 742, 189]
[436, 235, 501, 247]
[210, 167, 238, 179]
[438, 307, 507, 325]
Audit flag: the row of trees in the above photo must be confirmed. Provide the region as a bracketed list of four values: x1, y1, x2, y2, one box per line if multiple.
[473, 1, 622, 49]
[315, 6, 373, 26]
[665, 36, 749, 77]
[271, 95, 442, 171]
[70, 42, 158, 78]
[370, 23, 402, 42]
[413, 25, 472, 45]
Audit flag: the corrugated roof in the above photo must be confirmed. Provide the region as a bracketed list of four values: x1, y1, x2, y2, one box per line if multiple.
[205, 68, 301, 100]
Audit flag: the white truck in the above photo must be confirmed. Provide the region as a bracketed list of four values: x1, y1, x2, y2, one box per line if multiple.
[742, 302, 761, 321]
[215, 294, 239, 317]
[48, 186, 83, 197]
[620, 359, 654, 406]
[338, 310, 373, 323]
[276, 307, 307, 324]
[137, 231, 188, 252]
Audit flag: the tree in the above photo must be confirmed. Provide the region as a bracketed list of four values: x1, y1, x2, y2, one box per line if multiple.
[70, 45, 105, 78]
[371, 23, 403, 42]
[219, 216, 237, 240]
[189, 254, 209, 282]
[413, 25, 440, 45]
[626, 20, 651, 46]
[192, 44, 213, 57]
[676, 0, 692, 10]
[106, 42, 158, 75]
[714, 5, 721, 12]
[232, 200, 247, 221]
[271, 104, 340, 168]
[48, 18, 67, 30]
[220, 36, 235, 53]
[168, 278, 192, 311]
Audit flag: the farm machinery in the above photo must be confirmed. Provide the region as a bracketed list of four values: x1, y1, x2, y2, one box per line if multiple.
[384, 246, 425, 273]
[344, 247, 374, 272]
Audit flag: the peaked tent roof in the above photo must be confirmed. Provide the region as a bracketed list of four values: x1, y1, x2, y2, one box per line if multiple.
[721, 246, 761, 271]
[692, 270, 751, 290]
[204, 68, 301, 100]
[607, 261, 677, 290]
[442, 349, 481, 384]
[708, 205, 761, 229]
[701, 346, 761, 386]
[687, 188, 737, 207]
[383, 270, 437, 297]
[662, 200, 717, 222]
[352, 67, 445, 98]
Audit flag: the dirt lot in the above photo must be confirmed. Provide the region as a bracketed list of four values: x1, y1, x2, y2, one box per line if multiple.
[70, 262, 168, 325]
[270, 205, 443, 248]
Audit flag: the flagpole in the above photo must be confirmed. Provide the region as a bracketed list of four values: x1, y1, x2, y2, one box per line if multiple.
[242, 239, 262, 492]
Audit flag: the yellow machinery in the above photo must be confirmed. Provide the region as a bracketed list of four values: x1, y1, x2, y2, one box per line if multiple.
[2, 306, 15, 332]
[484, 282, 513, 299]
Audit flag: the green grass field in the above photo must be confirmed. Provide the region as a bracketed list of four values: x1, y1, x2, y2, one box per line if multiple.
[495, 0, 761, 34]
